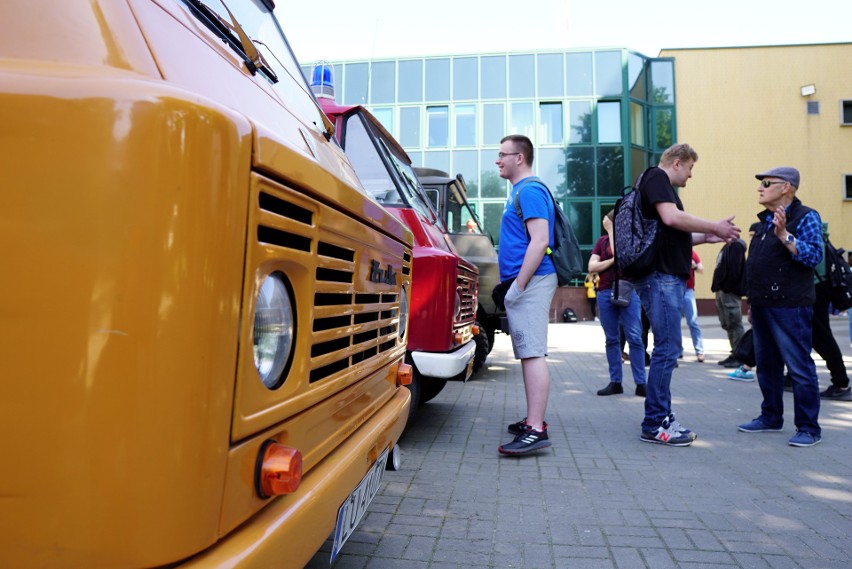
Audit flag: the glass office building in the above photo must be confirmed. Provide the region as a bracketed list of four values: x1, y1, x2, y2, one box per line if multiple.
[303, 49, 676, 264]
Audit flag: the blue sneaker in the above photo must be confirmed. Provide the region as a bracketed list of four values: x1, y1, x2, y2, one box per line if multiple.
[788, 431, 821, 447]
[727, 366, 755, 381]
[738, 418, 783, 433]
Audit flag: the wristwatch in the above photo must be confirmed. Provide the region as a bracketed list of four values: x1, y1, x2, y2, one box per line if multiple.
[785, 233, 795, 244]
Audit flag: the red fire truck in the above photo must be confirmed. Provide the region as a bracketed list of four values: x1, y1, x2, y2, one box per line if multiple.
[312, 65, 479, 413]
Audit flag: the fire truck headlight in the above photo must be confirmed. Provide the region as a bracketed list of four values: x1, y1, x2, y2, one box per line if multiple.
[398, 287, 408, 340]
[253, 273, 294, 389]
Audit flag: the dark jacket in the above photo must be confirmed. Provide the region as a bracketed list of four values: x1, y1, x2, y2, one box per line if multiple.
[746, 198, 816, 307]
[711, 239, 746, 297]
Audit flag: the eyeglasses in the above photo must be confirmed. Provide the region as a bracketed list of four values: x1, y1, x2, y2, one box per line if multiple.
[760, 179, 786, 188]
[497, 152, 520, 159]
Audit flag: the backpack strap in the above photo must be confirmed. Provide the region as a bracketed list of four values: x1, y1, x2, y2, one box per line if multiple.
[512, 176, 553, 220]
[512, 176, 555, 248]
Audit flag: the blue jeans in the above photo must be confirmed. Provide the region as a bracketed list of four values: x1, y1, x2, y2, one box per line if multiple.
[597, 288, 646, 385]
[680, 288, 704, 356]
[751, 306, 821, 435]
[634, 272, 685, 431]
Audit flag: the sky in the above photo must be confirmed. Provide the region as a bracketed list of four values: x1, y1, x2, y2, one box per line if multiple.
[279, 0, 850, 64]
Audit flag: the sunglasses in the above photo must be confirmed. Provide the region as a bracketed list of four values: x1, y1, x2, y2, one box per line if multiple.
[761, 179, 786, 188]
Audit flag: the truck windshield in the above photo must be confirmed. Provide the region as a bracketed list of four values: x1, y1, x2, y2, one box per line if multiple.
[343, 113, 438, 224]
[447, 185, 485, 235]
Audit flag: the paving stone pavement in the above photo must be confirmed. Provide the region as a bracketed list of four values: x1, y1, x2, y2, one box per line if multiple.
[308, 316, 852, 569]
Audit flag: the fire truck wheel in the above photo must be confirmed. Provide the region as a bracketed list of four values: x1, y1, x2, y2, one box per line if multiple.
[472, 322, 489, 374]
[485, 324, 496, 354]
[419, 378, 448, 405]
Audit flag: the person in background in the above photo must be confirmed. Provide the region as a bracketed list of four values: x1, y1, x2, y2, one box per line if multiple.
[812, 223, 852, 401]
[632, 143, 740, 447]
[680, 249, 705, 362]
[712, 238, 748, 369]
[495, 134, 557, 455]
[738, 166, 823, 447]
[589, 210, 647, 397]
[585, 272, 599, 321]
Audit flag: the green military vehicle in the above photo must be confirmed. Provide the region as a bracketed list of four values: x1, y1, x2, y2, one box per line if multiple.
[416, 168, 502, 372]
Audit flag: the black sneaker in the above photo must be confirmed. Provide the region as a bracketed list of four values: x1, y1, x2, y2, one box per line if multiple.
[718, 355, 735, 367]
[507, 418, 549, 435]
[597, 382, 624, 396]
[820, 385, 852, 401]
[723, 358, 743, 369]
[498, 428, 551, 455]
[635, 384, 646, 397]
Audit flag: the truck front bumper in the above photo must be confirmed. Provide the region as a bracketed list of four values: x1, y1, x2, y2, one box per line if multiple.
[410, 340, 476, 379]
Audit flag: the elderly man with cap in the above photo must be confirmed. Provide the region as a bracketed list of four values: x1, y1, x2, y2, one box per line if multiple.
[738, 166, 824, 447]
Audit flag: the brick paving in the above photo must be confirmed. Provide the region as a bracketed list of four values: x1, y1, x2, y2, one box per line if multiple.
[308, 316, 852, 569]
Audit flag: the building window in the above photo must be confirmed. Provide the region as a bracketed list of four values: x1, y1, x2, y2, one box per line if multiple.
[564, 147, 595, 197]
[481, 56, 506, 99]
[427, 106, 449, 147]
[568, 101, 592, 144]
[479, 150, 506, 198]
[538, 102, 563, 145]
[842, 100, 852, 125]
[566, 52, 593, 97]
[597, 147, 624, 196]
[509, 54, 535, 98]
[537, 147, 565, 197]
[654, 108, 673, 149]
[845, 174, 852, 199]
[628, 53, 646, 101]
[453, 57, 478, 100]
[483, 103, 505, 145]
[806, 101, 820, 115]
[370, 61, 395, 104]
[399, 107, 421, 148]
[630, 102, 645, 147]
[597, 101, 621, 144]
[424, 151, 450, 173]
[343, 62, 368, 105]
[372, 107, 394, 135]
[650, 60, 674, 104]
[398, 59, 423, 103]
[594, 51, 622, 97]
[537, 53, 564, 98]
[425, 58, 450, 101]
[510, 102, 534, 140]
[455, 105, 477, 147]
[453, 150, 479, 197]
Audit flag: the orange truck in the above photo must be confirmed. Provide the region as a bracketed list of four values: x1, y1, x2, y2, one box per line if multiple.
[0, 1, 413, 567]
[312, 68, 480, 412]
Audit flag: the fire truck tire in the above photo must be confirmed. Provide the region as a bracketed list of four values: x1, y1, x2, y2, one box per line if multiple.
[472, 322, 489, 374]
[485, 324, 496, 355]
[419, 378, 448, 405]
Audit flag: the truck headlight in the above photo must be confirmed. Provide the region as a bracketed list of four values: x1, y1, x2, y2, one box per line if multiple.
[398, 287, 408, 340]
[253, 273, 294, 389]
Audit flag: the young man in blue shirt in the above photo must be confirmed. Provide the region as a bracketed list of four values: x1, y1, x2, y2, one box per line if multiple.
[495, 134, 557, 455]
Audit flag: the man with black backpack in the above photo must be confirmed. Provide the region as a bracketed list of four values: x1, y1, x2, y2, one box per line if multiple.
[494, 134, 558, 456]
[813, 225, 851, 401]
[627, 144, 741, 447]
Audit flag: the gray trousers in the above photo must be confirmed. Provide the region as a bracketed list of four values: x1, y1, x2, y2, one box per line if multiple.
[715, 290, 745, 352]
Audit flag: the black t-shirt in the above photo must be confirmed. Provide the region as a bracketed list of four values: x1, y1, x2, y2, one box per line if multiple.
[639, 167, 692, 278]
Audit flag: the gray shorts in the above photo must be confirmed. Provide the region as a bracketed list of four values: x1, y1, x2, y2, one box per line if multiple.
[504, 273, 558, 359]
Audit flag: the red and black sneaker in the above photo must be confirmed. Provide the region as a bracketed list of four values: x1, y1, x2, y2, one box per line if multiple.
[507, 418, 548, 436]
[499, 427, 552, 455]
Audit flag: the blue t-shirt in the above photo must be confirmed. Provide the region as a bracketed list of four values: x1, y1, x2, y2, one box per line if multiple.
[497, 177, 556, 281]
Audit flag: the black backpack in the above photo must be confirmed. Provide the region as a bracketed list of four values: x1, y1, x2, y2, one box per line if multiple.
[820, 238, 852, 311]
[513, 177, 583, 286]
[613, 168, 660, 279]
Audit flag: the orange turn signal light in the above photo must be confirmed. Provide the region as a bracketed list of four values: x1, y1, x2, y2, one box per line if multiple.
[257, 441, 302, 498]
[454, 332, 463, 345]
[396, 363, 413, 386]
[471, 325, 480, 335]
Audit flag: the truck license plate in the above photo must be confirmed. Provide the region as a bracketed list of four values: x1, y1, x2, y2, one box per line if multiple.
[330, 448, 389, 562]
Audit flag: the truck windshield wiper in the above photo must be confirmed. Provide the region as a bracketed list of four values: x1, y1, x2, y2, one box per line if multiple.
[183, 0, 278, 83]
